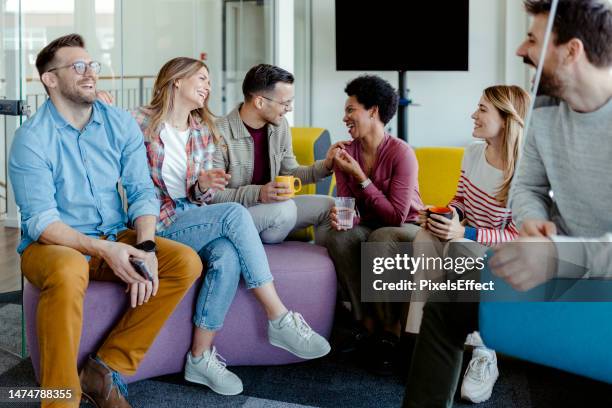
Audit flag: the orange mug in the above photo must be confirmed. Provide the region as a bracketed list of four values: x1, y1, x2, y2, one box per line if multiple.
[427, 206, 453, 220]
[275, 175, 302, 197]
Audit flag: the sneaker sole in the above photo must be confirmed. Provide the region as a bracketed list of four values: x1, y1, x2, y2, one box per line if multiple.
[269, 338, 331, 360]
[461, 371, 499, 403]
[184, 373, 243, 396]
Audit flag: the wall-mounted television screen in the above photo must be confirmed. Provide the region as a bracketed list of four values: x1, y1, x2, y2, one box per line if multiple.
[335, 0, 469, 71]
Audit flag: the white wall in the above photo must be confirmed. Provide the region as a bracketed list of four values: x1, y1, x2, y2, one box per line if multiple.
[310, 0, 528, 147]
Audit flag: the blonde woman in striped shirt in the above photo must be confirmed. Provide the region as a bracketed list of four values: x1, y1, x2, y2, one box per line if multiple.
[404, 85, 530, 403]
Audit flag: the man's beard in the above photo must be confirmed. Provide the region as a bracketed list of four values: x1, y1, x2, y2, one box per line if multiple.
[60, 86, 96, 106]
[537, 70, 565, 97]
[523, 56, 565, 97]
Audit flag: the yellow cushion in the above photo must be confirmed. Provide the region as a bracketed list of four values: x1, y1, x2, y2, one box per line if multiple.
[290, 127, 333, 241]
[291, 127, 327, 195]
[414, 147, 464, 206]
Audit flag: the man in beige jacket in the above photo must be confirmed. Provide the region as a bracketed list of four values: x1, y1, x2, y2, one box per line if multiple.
[213, 64, 342, 244]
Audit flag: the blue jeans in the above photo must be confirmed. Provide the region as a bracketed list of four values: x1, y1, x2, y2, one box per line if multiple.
[158, 199, 273, 330]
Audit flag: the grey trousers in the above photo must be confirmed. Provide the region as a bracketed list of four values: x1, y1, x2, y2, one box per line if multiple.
[325, 222, 421, 326]
[247, 195, 335, 244]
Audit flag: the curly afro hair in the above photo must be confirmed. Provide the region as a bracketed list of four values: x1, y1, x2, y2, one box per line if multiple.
[344, 75, 399, 125]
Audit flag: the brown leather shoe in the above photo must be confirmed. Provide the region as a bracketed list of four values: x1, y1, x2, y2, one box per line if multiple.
[79, 355, 131, 408]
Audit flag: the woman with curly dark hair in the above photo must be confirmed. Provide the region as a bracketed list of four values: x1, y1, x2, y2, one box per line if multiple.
[326, 75, 424, 375]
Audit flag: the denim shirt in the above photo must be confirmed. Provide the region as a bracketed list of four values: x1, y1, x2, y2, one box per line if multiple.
[9, 99, 160, 254]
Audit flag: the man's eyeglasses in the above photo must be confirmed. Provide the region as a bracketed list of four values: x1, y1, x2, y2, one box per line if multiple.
[260, 95, 293, 110]
[47, 61, 102, 75]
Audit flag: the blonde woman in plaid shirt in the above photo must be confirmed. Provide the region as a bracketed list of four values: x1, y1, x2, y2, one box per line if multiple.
[132, 57, 330, 396]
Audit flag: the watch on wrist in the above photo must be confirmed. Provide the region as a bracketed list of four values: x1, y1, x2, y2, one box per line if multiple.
[135, 240, 157, 253]
[195, 181, 208, 195]
[360, 178, 372, 190]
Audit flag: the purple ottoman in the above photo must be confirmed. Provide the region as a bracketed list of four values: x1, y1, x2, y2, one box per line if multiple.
[24, 241, 336, 384]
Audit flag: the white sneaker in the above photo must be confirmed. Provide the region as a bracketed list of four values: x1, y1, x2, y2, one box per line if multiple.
[268, 311, 331, 359]
[184, 347, 243, 396]
[460, 347, 499, 403]
[465, 331, 484, 348]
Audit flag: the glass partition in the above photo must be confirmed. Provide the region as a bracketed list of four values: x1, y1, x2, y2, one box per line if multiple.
[221, 0, 274, 113]
[19, 0, 121, 112]
[293, 0, 311, 126]
[0, 0, 282, 295]
[1, 0, 24, 296]
[17, 0, 276, 115]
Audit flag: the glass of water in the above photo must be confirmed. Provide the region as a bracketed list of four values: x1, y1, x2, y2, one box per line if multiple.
[334, 197, 356, 229]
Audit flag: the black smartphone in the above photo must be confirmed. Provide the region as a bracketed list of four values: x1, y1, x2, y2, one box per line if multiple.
[129, 257, 153, 281]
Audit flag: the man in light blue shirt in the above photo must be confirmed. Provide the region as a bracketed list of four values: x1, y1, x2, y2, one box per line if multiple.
[9, 34, 201, 408]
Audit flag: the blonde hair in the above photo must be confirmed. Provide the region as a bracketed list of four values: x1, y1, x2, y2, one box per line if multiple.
[146, 57, 219, 142]
[482, 85, 531, 205]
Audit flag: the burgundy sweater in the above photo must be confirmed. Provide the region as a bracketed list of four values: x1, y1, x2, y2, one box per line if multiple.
[334, 134, 423, 226]
[244, 122, 270, 185]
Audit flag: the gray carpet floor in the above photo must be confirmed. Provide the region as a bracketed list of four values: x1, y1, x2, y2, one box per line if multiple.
[2, 302, 612, 407]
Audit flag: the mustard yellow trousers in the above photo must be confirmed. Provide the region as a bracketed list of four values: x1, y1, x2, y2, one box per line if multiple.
[21, 229, 202, 407]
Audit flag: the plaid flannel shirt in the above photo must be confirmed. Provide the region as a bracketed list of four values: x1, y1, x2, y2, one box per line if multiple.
[131, 107, 215, 231]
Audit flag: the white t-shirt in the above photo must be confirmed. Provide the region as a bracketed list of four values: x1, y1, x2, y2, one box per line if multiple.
[461, 142, 504, 197]
[160, 122, 190, 199]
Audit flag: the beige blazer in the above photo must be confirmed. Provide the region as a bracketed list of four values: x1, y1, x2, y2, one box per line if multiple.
[212, 104, 331, 207]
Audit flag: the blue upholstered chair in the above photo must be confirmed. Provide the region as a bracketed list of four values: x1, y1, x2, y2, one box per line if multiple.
[479, 263, 612, 384]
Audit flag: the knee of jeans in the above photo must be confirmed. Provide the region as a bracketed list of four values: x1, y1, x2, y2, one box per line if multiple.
[225, 201, 247, 216]
[226, 202, 252, 223]
[202, 238, 240, 271]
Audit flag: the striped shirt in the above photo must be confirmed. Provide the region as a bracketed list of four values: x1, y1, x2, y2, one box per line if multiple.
[449, 142, 518, 246]
[131, 107, 215, 231]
